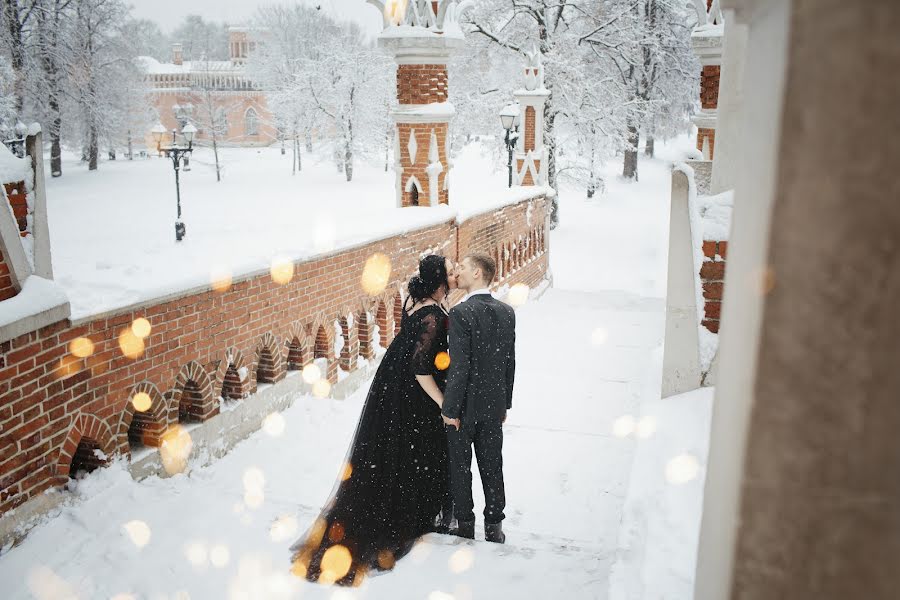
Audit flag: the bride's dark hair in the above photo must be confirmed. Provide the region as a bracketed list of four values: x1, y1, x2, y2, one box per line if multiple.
[407, 254, 449, 306]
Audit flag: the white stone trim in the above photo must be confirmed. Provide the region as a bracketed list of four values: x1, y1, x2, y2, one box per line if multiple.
[27, 130, 52, 279]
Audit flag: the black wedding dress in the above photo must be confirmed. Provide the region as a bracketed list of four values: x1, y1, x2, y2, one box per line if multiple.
[290, 304, 451, 586]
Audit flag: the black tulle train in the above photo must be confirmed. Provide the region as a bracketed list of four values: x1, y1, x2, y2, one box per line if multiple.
[289, 304, 451, 586]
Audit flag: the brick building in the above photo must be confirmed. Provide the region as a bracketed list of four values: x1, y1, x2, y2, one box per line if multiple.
[140, 27, 276, 149]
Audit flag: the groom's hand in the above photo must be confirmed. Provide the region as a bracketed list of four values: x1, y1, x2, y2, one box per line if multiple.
[442, 414, 460, 430]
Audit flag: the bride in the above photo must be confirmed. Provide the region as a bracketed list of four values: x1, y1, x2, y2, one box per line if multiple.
[290, 254, 456, 586]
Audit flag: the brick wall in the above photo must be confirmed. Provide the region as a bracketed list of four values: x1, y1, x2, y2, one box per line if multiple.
[700, 239, 728, 333]
[0, 248, 15, 301]
[700, 65, 720, 109]
[697, 127, 716, 160]
[5, 182, 28, 235]
[397, 122, 449, 206]
[457, 198, 550, 289]
[396, 64, 448, 105]
[0, 196, 550, 516]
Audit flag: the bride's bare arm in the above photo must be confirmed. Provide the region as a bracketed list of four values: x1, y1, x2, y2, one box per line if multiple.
[415, 375, 444, 408]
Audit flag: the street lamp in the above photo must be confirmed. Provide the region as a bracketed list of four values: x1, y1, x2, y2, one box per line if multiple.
[500, 103, 520, 188]
[153, 123, 195, 242]
[151, 122, 167, 156]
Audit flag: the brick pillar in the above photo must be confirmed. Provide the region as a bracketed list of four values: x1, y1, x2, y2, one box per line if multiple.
[513, 54, 550, 186]
[376, 2, 464, 207]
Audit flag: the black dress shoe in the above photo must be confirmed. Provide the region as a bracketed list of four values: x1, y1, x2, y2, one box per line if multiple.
[433, 510, 454, 534]
[485, 522, 506, 544]
[451, 519, 475, 539]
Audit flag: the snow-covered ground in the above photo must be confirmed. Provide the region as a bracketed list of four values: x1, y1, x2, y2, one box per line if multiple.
[1, 137, 714, 599]
[45, 143, 541, 320]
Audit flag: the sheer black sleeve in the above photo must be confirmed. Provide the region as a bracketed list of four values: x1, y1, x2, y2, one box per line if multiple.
[411, 310, 445, 376]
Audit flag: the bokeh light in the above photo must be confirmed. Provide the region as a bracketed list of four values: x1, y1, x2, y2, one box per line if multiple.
[341, 463, 353, 482]
[320, 544, 353, 583]
[160, 425, 193, 475]
[26, 567, 77, 600]
[448, 548, 474, 574]
[122, 520, 152, 548]
[262, 412, 286, 437]
[377, 549, 395, 570]
[210, 544, 230, 568]
[243, 467, 265, 492]
[384, 0, 409, 25]
[328, 521, 346, 543]
[132, 392, 152, 412]
[613, 415, 635, 438]
[428, 592, 454, 600]
[591, 327, 609, 346]
[750, 266, 776, 295]
[270, 515, 299, 542]
[131, 317, 152, 339]
[302, 364, 321, 384]
[69, 337, 94, 358]
[210, 266, 232, 293]
[410, 540, 431, 564]
[118, 329, 145, 359]
[507, 283, 530, 307]
[434, 351, 451, 370]
[270, 257, 294, 285]
[55, 355, 81, 380]
[360, 253, 392, 296]
[184, 540, 208, 568]
[635, 416, 657, 439]
[665, 453, 700, 484]
[111, 594, 136, 600]
[313, 379, 331, 398]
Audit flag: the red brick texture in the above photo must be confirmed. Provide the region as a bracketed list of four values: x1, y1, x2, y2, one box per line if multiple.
[0, 247, 15, 301]
[700, 65, 720, 110]
[396, 64, 448, 105]
[398, 123, 449, 207]
[701, 240, 728, 333]
[696, 127, 716, 160]
[4, 182, 29, 235]
[0, 197, 550, 515]
[524, 107, 536, 152]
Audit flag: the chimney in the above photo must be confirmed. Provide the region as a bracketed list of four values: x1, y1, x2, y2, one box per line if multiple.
[173, 43, 183, 66]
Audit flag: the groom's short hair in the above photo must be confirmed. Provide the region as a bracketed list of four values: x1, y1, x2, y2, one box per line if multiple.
[465, 253, 496, 285]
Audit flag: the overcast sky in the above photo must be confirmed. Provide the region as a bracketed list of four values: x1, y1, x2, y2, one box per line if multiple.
[129, 0, 383, 35]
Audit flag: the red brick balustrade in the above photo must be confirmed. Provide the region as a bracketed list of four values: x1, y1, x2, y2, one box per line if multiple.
[700, 239, 728, 333]
[0, 197, 551, 516]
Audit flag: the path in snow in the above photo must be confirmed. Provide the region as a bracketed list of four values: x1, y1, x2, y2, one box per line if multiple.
[1, 149, 682, 599]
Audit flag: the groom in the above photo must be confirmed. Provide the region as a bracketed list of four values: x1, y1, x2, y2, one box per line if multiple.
[442, 253, 516, 544]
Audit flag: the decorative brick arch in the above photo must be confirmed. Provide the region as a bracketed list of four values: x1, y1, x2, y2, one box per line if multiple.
[286, 322, 312, 370]
[255, 332, 286, 384]
[356, 304, 375, 361]
[218, 347, 251, 400]
[309, 313, 338, 384]
[374, 296, 392, 349]
[337, 310, 358, 373]
[55, 413, 117, 484]
[117, 381, 172, 450]
[173, 360, 218, 422]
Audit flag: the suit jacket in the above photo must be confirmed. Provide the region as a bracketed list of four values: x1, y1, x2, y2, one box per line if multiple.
[442, 293, 516, 424]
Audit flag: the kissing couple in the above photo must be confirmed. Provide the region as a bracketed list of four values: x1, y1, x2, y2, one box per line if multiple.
[290, 252, 517, 586]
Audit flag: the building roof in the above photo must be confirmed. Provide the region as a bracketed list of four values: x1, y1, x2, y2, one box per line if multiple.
[136, 56, 246, 76]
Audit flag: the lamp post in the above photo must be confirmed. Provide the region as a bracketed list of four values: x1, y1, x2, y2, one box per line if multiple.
[500, 103, 520, 188]
[153, 123, 196, 242]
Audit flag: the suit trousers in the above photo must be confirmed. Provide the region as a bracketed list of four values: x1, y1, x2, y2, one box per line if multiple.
[446, 419, 506, 525]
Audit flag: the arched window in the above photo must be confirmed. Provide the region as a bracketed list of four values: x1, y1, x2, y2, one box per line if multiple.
[245, 107, 259, 136]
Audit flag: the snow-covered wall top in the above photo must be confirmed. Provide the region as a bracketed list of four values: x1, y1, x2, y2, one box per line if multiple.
[0, 143, 30, 185]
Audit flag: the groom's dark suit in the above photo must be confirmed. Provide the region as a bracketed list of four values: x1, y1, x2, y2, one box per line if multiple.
[442, 291, 516, 525]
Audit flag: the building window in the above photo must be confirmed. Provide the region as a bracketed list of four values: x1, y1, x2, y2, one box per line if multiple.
[245, 108, 259, 136]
